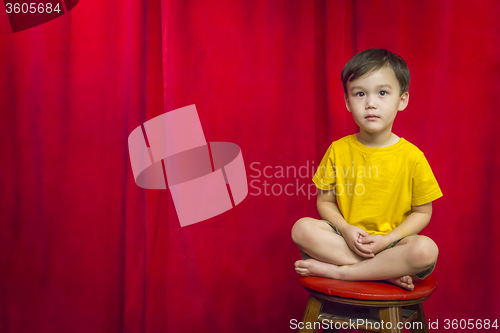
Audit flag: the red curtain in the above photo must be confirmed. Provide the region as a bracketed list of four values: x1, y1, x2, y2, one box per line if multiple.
[1, 1, 499, 332]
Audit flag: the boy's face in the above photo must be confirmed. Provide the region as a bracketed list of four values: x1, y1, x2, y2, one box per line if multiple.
[344, 66, 409, 136]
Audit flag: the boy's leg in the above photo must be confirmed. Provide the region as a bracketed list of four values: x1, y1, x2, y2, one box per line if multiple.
[291, 217, 366, 266]
[296, 235, 438, 281]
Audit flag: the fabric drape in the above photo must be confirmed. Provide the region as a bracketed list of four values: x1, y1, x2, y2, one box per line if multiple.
[1, 0, 498, 332]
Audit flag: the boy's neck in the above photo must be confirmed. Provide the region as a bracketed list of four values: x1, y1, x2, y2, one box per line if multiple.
[356, 130, 400, 149]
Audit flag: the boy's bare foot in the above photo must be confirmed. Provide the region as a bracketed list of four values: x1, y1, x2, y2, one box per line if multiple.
[294, 259, 415, 291]
[294, 259, 342, 279]
[385, 276, 414, 291]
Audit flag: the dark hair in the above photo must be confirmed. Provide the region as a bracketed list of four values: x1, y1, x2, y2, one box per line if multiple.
[341, 48, 410, 96]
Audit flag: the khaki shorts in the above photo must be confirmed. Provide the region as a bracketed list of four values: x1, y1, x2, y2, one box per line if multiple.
[300, 219, 436, 280]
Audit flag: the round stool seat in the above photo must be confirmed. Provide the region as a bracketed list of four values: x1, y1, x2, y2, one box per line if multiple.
[298, 275, 437, 301]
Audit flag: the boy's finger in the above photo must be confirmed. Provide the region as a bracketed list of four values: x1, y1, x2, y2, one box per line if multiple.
[361, 235, 375, 243]
[355, 245, 374, 257]
[356, 239, 371, 249]
[356, 249, 374, 258]
[354, 242, 372, 254]
[356, 243, 371, 252]
[349, 242, 368, 254]
[359, 229, 370, 237]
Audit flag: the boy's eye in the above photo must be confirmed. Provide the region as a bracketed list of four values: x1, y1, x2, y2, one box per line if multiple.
[379, 91, 387, 96]
[355, 92, 364, 97]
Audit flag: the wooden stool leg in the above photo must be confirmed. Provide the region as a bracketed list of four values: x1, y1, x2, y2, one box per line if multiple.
[300, 295, 325, 333]
[379, 306, 403, 333]
[405, 303, 429, 333]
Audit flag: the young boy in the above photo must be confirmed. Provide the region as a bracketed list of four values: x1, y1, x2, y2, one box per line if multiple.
[291, 48, 442, 291]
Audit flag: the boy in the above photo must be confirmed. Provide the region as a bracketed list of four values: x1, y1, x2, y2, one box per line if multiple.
[291, 48, 442, 291]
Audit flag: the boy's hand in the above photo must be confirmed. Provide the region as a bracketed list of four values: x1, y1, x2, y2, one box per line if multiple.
[357, 234, 391, 255]
[340, 225, 374, 258]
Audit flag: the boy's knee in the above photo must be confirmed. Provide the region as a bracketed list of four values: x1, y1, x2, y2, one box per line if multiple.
[407, 236, 438, 269]
[291, 218, 314, 245]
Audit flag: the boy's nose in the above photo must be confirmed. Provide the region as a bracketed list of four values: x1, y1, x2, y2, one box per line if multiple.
[365, 96, 376, 109]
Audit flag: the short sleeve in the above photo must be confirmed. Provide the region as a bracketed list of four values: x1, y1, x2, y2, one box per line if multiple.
[411, 154, 443, 206]
[312, 144, 336, 191]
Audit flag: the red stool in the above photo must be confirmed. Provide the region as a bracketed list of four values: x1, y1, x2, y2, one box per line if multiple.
[298, 275, 437, 333]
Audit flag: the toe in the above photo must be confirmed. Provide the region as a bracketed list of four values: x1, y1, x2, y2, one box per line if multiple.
[401, 275, 413, 285]
[401, 282, 413, 291]
[296, 259, 312, 269]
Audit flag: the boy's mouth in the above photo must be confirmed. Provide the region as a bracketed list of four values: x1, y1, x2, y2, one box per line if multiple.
[365, 114, 379, 120]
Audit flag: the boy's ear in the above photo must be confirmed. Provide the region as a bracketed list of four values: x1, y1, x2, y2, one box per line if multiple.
[398, 92, 409, 111]
[345, 94, 352, 112]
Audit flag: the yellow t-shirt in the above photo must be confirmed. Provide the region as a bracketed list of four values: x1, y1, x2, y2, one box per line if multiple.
[312, 134, 443, 235]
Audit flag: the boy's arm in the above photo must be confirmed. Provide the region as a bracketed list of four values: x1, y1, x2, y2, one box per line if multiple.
[385, 202, 433, 243]
[316, 189, 350, 231]
[317, 190, 374, 258]
[359, 201, 434, 254]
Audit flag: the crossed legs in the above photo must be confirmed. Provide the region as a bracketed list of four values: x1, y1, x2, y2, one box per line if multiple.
[291, 217, 438, 290]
